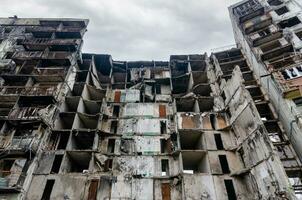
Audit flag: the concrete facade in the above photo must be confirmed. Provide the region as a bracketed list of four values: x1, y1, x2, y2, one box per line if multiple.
[0, 1, 301, 199]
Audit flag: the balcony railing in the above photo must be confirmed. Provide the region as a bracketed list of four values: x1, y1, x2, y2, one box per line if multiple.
[0, 85, 59, 97]
[8, 107, 43, 120]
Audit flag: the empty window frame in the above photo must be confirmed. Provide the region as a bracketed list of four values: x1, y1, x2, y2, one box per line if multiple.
[268, 0, 283, 6]
[50, 155, 63, 174]
[112, 105, 120, 118]
[110, 121, 118, 134]
[161, 159, 169, 176]
[156, 84, 161, 94]
[57, 134, 69, 150]
[293, 97, 302, 107]
[41, 179, 55, 200]
[219, 155, 230, 174]
[279, 17, 301, 29]
[107, 139, 115, 153]
[160, 121, 167, 134]
[224, 179, 237, 200]
[275, 6, 289, 15]
[214, 134, 224, 150]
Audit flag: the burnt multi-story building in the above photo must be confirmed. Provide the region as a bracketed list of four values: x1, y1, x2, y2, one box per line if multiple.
[0, 0, 301, 199]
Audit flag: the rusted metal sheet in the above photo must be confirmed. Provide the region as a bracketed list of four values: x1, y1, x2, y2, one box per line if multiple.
[216, 114, 228, 129]
[159, 105, 166, 118]
[181, 113, 201, 129]
[114, 91, 121, 102]
[202, 115, 213, 130]
[87, 179, 98, 200]
[161, 183, 171, 200]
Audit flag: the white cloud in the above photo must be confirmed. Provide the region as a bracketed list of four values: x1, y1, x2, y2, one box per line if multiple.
[0, 0, 240, 60]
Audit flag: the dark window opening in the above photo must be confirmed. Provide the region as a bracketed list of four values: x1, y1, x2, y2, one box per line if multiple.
[210, 114, 216, 130]
[57, 134, 69, 150]
[107, 139, 115, 153]
[224, 179, 237, 200]
[113, 105, 120, 118]
[104, 159, 113, 171]
[161, 139, 167, 153]
[110, 121, 118, 134]
[72, 132, 94, 150]
[156, 84, 161, 94]
[160, 121, 167, 134]
[161, 159, 169, 176]
[293, 97, 302, 107]
[238, 148, 246, 167]
[41, 179, 55, 200]
[5, 52, 13, 59]
[66, 153, 90, 173]
[219, 155, 230, 174]
[275, 6, 289, 15]
[268, 0, 283, 6]
[33, 32, 53, 39]
[279, 17, 301, 29]
[214, 134, 224, 150]
[50, 155, 63, 174]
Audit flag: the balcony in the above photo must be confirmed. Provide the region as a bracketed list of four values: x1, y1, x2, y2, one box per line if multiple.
[233, 0, 264, 23]
[12, 51, 73, 61]
[18, 38, 82, 51]
[0, 85, 60, 99]
[248, 24, 283, 47]
[256, 38, 293, 61]
[243, 14, 272, 34]
[0, 158, 27, 192]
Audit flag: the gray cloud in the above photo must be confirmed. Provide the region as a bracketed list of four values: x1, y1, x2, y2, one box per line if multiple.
[1, 0, 240, 60]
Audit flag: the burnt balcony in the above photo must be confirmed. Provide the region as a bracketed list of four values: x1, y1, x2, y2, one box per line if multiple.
[233, 0, 264, 23]
[0, 85, 60, 98]
[25, 26, 85, 35]
[257, 38, 293, 61]
[8, 96, 55, 120]
[8, 107, 43, 120]
[12, 51, 73, 61]
[18, 38, 82, 51]
[243, 14, 272, 34]
[248, 25, 283, 47]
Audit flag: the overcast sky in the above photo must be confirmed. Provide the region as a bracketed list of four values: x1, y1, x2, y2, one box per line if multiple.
[1, 0, 240, 60]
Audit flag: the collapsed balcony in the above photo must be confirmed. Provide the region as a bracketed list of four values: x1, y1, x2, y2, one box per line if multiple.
[8, 96, 54, 120]
[0, 122, 41, 151]
[0, 158, 27, 192]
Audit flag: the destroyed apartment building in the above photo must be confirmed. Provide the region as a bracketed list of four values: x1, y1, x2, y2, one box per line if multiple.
[0, 0, 302, 199]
